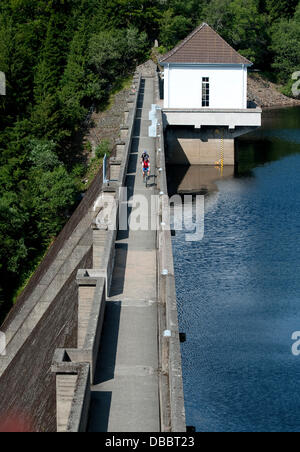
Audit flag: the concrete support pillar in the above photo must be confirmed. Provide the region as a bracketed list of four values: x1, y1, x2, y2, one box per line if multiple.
[56, 374, 78, 432]
[120, 126, 129, 141]
[92, 224, 108, 269]
[76, 272, 98, 348]
[52, 349, 91, 432]
[110, 157, 121, 181]
[116, 141, 125, 160]
[166, 127, 235, 165]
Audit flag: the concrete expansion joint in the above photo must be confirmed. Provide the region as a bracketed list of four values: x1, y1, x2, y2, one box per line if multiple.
[110, 365, 157, 377]
[116, 299, 158, 307]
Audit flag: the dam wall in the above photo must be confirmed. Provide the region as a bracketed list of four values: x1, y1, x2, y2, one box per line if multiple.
[0, 75, 140, 432]
[51, 72, 186, 433]
[51, 75, 143, 432]
[0, 68, 186, 433]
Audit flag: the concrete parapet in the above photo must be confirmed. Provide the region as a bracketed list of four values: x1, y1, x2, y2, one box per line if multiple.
[116, 142, 126, 160]
[52, 350, 91, 433]
[155, 74, 187, 433]
[92, 193, 118, 297]
[92, 226, 108, 269]
[75, 273, 106, 380]
[120, 126, 129, 141]
[92, 228, 117, 297]
[124, 110, 129, 124]
[0, 244, 91, 376]
[118, 76, 142, 187]
[110, 158, 122, 181]
[52, 274, 106, 432]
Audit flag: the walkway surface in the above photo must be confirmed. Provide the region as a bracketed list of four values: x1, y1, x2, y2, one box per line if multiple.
[88, 76, 160, 432]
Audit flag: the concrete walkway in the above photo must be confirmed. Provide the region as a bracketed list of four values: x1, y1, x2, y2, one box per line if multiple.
[88, 77, 160, 432]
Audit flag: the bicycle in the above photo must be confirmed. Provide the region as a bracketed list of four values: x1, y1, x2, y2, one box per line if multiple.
[143, 169, 150, 187]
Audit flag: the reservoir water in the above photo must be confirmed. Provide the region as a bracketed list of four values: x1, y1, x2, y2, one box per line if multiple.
[167, 107, 300, 432]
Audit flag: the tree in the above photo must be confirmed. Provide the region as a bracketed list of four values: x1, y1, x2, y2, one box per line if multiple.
[28, 139, 61, 171]
[159, 10, 193, 49]
[265, 0, 299, 21]
[34, 12, 70, 103]
[203, 0, 269, 65]
[27, 166, 77, 241]
[88, 27, 148, 83]
[0, 192, 28, 274]
[271, 4, 300, 87]
[92, 0, 164, 39]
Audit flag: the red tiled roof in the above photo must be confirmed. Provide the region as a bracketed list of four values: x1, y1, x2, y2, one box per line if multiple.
[160, 23, 252, 65]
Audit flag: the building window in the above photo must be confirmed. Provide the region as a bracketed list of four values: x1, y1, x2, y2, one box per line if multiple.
[202, 77, 210, 107]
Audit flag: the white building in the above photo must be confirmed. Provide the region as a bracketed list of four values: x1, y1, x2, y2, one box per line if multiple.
[159, 23, 261, 165]
[161, 23, 251, 110]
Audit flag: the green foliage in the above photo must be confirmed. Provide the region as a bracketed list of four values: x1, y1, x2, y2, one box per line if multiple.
[27, 166, 77, 241]
[264, 0, 299, 21]
[90, 0, 164, 39]
[203, 0, 269, 65]
[28, 139, 61, 171]
[0, 192, 28, 273]
[271, 4, 300, 88]
[95, 140, 111, 159]
[158, 0, 205, 49]
[0, 0, 152, 318]
[159, 10, 193, 49]
[89, 27, 148, 83]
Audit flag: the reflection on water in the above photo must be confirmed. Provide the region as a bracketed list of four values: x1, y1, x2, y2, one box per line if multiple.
[169, 107, 300, 432]
[167, 165, 235, 195]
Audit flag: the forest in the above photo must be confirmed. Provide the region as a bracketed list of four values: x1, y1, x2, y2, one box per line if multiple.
[0, 0, 299, 321]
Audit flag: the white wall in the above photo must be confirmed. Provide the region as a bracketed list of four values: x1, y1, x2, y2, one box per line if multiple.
[164, 64, 248, 110]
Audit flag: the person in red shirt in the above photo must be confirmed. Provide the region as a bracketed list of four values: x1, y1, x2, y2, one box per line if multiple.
[142, 156, 150, 181]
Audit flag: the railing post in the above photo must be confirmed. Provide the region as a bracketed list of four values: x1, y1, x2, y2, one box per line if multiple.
[103, 154, 109, 184]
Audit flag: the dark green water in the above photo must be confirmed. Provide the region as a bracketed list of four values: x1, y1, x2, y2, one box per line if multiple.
[168, 107, 300, 432]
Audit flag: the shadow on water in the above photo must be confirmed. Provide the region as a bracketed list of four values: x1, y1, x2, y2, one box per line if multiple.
[167, 165, 235, 197]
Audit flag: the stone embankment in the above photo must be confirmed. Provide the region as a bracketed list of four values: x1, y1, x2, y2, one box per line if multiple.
[248, 73, 300, 109]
